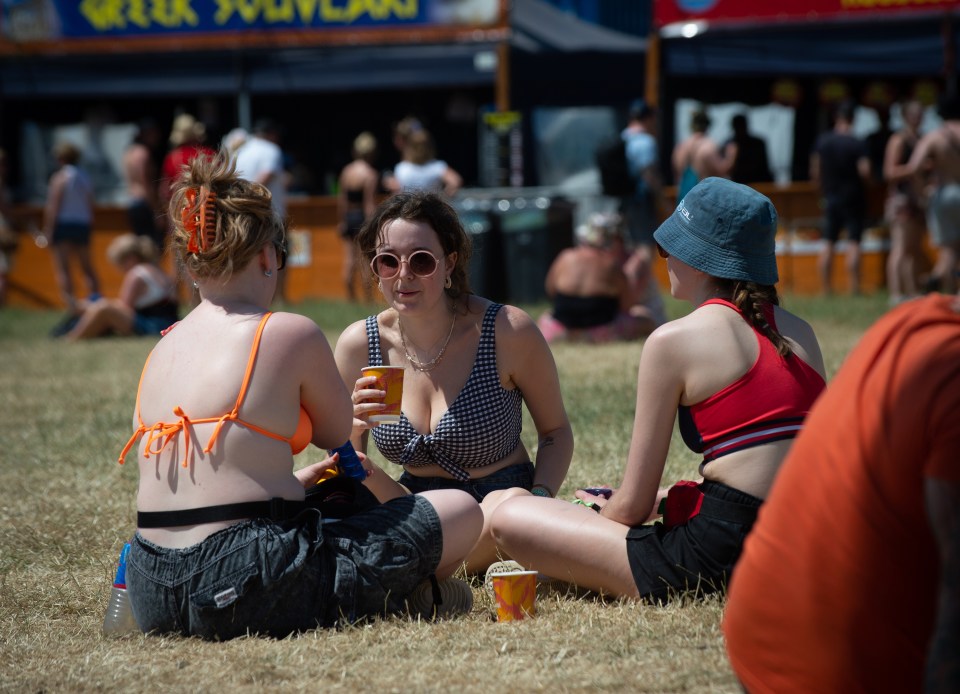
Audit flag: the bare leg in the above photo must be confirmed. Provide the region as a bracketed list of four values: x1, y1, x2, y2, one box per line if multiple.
[75, 243, 99, 297]
[886, 220, 905, 302]
[846, 240, 862, 295]
[50, 243, 76, 311]
[463, 487, 528, 573]
[941, 245, 959, 294]
[491, 496, 640, 599]
[66, 299, 135, 341]
[342, 239, 357, 301]
[418, 489, 483, 579]
[901, 217, 923, 297]
[817, 240, 835, 296]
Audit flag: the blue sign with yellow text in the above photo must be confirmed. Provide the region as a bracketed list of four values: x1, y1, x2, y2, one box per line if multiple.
[4, 0, 501, 41]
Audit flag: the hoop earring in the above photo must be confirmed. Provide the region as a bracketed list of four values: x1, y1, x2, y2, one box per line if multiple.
[444, 276, 452, 289]
[378, 280, 383, 291]
[264, 269, 273, 278]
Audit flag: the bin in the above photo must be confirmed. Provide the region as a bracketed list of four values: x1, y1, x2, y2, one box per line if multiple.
[456, 198, 506, 302]
[497, 196, 574, 304]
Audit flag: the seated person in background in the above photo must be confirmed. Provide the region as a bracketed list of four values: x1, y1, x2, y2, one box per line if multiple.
[724, 292, 960, 693]
[538, 212, 663, 344]
[335, 191, 573, 573]
[491, 178, 826, 603]
[120, 153, 482, 640]
[64, 233, 179, 340]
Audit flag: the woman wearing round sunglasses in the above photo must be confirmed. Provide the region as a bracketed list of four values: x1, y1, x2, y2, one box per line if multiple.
[334, 191, 574, 572]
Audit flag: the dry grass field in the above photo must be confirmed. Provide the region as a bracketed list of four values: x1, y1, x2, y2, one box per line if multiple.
[0, 293, 890, 693]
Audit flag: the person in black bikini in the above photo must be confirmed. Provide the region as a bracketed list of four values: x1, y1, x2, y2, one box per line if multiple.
[337, 132, 380, 302]
[334, 191, 573, 573]
[537, 212, 660, 343]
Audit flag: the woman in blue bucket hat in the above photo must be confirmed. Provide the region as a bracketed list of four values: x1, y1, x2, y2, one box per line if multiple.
[491, 178, 827, 603]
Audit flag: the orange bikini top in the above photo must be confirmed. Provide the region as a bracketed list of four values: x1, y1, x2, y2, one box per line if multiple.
[118, 312, 312, 467]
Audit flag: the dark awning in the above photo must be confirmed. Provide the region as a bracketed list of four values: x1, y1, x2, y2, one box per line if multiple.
[0, 41, 499, 98]
[512, 0, 648, 54]
[663, 15, 956, 77]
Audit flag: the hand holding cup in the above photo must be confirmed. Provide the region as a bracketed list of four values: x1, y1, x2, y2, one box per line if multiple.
[355, 365, 404, 426]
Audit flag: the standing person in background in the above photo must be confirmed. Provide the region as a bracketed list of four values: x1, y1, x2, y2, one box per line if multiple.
[882, 99, 927, 304]
[123, 119, 164, 250]
[490, 178, 826, 603]
[672, 108, 729, 203]
[335, 191, 573, 573]
[221, 127, 249, 165]
[621, 99, 661, 254]
[724, 292, 960, 694]
[235, 118, 290, 303]
[391, 129, 463, 197]
[381, 116, 423, 193]
[42, 141, 99, 314]
[159, 114, 214, 212]
[724, 113, 773, 185]
[901, 93, 960, 294]
[337, 132, 379, 302]
[0, 148, 18, 307]
[810, 100, 872, 295]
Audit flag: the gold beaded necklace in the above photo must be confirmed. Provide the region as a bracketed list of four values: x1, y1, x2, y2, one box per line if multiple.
[398, 311, 457, 372]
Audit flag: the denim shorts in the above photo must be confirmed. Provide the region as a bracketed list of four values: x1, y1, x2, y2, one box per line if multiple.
[126, 494, 443, 640]
[398, 461, 534, 502]
[625, 480, 761, 604]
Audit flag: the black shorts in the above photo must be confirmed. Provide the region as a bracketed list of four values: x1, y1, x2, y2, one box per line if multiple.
[822, 195, 865, 243]
[625, 480, 761, 604]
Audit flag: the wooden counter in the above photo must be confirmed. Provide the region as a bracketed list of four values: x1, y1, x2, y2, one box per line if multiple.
[2, 184, 911, 309]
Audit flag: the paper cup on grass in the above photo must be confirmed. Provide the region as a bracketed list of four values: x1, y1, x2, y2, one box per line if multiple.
[361, 365, 404, 424]
[491, 570, 537, 622]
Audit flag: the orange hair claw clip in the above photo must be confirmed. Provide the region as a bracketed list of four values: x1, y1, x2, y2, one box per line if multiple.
[182, 186, 218, 254]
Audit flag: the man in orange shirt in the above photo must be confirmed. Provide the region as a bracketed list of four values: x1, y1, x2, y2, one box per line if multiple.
[723, 293, 960, 693]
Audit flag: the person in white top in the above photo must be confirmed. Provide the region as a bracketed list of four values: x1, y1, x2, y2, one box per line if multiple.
[390, 129, 462, 197]
[42, 141, 99, 313]
[64, 233, 178, 340]
[234, 118, 289, 301]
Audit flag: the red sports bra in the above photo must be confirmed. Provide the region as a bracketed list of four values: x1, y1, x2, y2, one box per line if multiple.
[118, 312, 312, 467]
[678, 299, 825, 464]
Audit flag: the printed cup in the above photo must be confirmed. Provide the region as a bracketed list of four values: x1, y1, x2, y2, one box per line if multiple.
[491, 570, 537, 622]
[361, 365, 404, 424]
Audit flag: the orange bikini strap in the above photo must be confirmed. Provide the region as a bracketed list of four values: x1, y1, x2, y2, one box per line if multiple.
[118, 351, 155, 465]
[201, 312, 273, 455]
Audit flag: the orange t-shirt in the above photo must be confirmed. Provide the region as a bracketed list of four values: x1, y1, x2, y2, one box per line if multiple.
[723, 294, 960, 693]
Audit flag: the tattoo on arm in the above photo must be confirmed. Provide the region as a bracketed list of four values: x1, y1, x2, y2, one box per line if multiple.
[539, 436, 555, 450]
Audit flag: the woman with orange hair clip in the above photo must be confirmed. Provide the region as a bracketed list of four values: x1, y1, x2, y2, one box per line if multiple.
[119, 151, 481, 640]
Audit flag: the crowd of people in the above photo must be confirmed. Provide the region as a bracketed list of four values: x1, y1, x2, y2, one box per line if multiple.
[0, 100, 946, 690]
[107, 151, 956, 693]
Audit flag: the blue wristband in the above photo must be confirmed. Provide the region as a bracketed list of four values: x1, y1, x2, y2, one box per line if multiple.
[530, 485, 551, 498]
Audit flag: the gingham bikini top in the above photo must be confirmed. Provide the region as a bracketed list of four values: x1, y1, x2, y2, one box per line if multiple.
[366, 303, 523, 481]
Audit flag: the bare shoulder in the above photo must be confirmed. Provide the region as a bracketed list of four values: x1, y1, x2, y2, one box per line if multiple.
[262, 311, 330, 348]
[494, 301, 539, 335]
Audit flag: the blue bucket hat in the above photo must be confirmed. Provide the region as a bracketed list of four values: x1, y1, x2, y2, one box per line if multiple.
[653, 177, 779, 285]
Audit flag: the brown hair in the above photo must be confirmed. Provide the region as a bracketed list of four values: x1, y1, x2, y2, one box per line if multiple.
[357, 191, 472, 301]
[168, 150, 286, 281]
[403, 129, 435, 166]
[53, 141, 82, 165]
[107, 233, 158, 266]
[715, 278, 792, 356]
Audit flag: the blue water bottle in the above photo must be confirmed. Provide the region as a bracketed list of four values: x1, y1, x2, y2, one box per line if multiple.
[328, 441, 366, 481]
